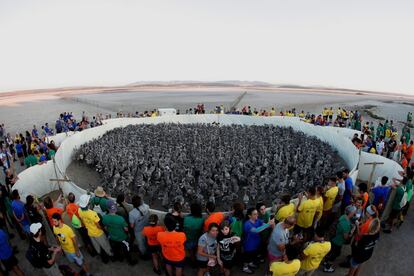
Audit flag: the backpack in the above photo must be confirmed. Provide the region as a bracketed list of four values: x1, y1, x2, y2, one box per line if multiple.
[400, 186, 408, 209]
[26, 244, 44, 268]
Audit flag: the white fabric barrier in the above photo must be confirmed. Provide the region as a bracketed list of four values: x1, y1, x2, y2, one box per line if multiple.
[13, 115, 380, 207]
[45, 131, 75, 147]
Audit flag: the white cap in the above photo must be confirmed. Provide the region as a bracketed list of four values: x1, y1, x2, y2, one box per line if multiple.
[30, 223, 42, 234]
[78, 194, 91, 208]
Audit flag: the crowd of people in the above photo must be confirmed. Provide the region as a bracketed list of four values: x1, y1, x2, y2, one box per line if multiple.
[0, 162, 412, 275]
[0, 105, 412, 276]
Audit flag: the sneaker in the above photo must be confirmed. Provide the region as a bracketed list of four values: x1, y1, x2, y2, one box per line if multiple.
[323, 265, 335, 273]
[248, 262, 258, 269]
[242, 266, 254, 274]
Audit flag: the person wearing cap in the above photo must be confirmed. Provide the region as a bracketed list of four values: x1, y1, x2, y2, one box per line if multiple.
[142, 214, 165, 275]
[29, 222, 62, 276]
[77, 194, 113, 263]
[91, 186, 109, 215]
[354, 205, 377, 245]
[323, 205, 357, 273]
[51, 213, 91, 275]
[102, 200, 136, 265]
[299, 227, 331, 275]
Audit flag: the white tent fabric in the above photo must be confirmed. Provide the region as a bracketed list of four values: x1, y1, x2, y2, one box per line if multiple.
[13, 115, 398, 208]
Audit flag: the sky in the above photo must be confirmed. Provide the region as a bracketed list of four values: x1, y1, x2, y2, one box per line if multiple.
[0, 0, 413, 94]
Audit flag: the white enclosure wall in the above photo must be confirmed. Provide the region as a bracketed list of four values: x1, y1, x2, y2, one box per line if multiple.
[13, 115, 396, 208]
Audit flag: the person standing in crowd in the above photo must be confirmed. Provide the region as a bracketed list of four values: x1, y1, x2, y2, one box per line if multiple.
[356, 183, 369, 210]
[0, 227, 24, 276]
[15, 139, 24, 166]
[5, 169, 17, 193]
[354, 205, 377, 242]
[51, 213, 91, 275]
[384, 177, 407, 233]
[348, 218, 381, 276]
[28, 222, 62, 276]
[43, 195, 64, 227]
[400, 169, 413, 224]
[321, 177, 339, 230]
[102, 200, 136, 265]
[216, 220, 241, 276]
[78, 194, 113, 263]
[406, 141, 414, 164]
[116, 194, 132, 223]
[66, 193, 95, 255]
[275, 194, 295, 223]
[11, 189, 30, 238]
[228, 202, 245, 238]
[315, 186, 324, 227]
[24, 149, 38, 168]
[295, 186, 319, 242]
[342, 169, 354, 213]
[157, 215, 186, 276]
[196, 223, 219, 276]
[257, 202, 271, 263]
[129, 195, 150, 257]
[323, 205, 357, 273]
[371, 176, 391, 216]
[165, 202, 184, 232]
[183, 202, 204, 263]
[299, 227, 331, 275]
[142, 214, 165, 275]
[270, 247, 301, 276]
[204, 201, 225, 232]
[268, 216, 296, 263]
[91, 186, 109, 215]
[242, 207, 274, 274]
[25, 195, 43, 224]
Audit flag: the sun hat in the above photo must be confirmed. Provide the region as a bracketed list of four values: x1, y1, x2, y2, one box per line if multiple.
[94, 186, 106, 197]
[30, 223, 42, 235]
[78, 194, 91, 208]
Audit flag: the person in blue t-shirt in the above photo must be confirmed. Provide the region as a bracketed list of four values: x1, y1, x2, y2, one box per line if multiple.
[371, 176, 391, 215]
[11, 190, 30, 236]
[342, 169, 354, 211]
[0, 228, 24, 275]
[242, 207, 274, 274]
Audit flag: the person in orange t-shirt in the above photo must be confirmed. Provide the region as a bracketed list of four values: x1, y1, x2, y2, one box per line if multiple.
[43, 196, 64, 226]
[157, 215, 186, 276]
[203, 202, 225, 232]
[406, 141, 414, 163]
[355, 205, 378, 241]
[142, 214, 165, 274]
[66, 193, 80, 220]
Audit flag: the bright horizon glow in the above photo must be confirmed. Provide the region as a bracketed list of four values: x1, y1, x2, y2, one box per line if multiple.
[0, 0, 413, 94]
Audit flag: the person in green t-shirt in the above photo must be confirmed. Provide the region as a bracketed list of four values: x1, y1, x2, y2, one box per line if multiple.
[47, 149, 56, 160]
[183, 203, 204, 262]
[24, 150, 38, 167]
[401, 171, 413, 222]
[102, 200, 135, 264]
[384, 177, 407, 233]
[323, 205, 356, 273]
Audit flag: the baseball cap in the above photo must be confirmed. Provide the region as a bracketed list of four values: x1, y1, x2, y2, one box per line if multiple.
[78, 194, 91, 208]
[30, 223, 42, 235]
[107, 200, 117, 213]
[345, 205, 357, 215]
[366, 205, 376, 216]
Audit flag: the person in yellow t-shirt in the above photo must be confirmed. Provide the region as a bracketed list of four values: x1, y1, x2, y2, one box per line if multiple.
[320, 177, 339, 230]
[300, 228, 331, 275]
[295, 187, 319, 241]
[77, 194, 113, 259]
[315, 187, 324, 222]
[270, 247, 301, 276]
[275, 194, 295, 223]
[52, 213, 90, 273]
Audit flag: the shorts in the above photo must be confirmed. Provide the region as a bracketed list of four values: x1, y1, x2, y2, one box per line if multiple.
[164, 258, 185, 268]
[222, 259, 234, 269]
[65, 251, 84, 266]
[17, 152, 23, 158]
[1, 254, 18, 271]
[268, 252, 283, 263]
[329, 115, 333, 120]
[185, 240, 197, 250]
[350, 257, 361, 268]
[147, 245, 161, 254]
[197, 260, 208, 268]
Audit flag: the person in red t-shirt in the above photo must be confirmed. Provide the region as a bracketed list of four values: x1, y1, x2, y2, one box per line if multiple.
[203, 202, 225, 232]
[142, 214, 165, 275]
[43, 195, 64, 227]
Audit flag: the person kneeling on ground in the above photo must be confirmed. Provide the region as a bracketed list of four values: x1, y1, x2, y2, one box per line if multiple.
[51, 213, 91, 275]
